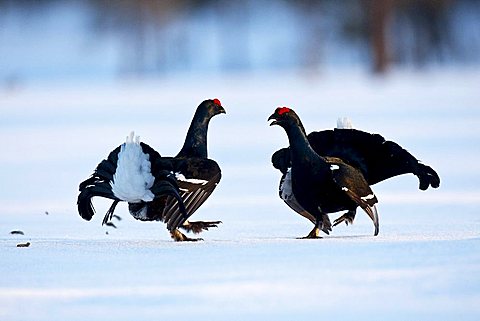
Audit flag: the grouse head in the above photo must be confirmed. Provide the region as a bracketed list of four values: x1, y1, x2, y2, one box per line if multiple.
[268, 107, 304, 132]
[176, 98, 226, 159]
[198, 98, 226, 120]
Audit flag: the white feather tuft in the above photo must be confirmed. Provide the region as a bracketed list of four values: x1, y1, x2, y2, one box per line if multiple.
[111, 131, 155, 203]
[175, 172, 208, 185]
[361, 194, 376, 201]
[337, 117, 353, 129]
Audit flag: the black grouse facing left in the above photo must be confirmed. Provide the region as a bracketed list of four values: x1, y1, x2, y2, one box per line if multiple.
[269, 107, 379, 238]
[271, 111, 440, 236]
[77, 98, 225, 241]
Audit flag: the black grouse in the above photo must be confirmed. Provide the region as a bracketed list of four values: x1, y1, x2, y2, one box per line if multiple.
[269, 107, 379, 238]
[271, 111, 440, 237]
[77, 98, 225, 241]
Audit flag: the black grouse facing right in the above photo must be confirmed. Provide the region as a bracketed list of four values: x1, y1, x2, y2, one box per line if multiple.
[77, 98, 225, 242]
[269, 107, 379, 238]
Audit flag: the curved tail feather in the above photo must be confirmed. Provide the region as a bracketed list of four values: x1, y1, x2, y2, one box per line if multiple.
[366, 205, 379, 236]
[77, 182, 119, 221]
[102, 200, 120, 225]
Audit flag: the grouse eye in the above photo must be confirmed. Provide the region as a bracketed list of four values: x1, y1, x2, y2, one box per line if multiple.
[277, 107, 290, 115]
[213, 98, 222, 106]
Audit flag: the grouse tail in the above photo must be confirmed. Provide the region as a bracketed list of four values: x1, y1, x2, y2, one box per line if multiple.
[77, 182, 118, 221]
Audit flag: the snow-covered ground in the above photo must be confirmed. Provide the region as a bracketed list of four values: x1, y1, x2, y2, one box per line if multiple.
[1, 69, 479, 320]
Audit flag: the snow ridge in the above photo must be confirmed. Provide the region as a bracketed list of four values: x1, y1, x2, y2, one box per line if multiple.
[111, 132, 155, 203]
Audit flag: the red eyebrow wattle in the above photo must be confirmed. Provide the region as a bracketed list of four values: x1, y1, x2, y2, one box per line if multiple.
[277, 107, 290, 115]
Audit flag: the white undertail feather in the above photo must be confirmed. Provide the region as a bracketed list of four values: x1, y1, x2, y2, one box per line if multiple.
[337, 117, 353, 129]
[111, 132, 155, 203]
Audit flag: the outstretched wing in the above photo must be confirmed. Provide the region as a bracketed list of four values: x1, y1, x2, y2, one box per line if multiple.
[308, 128, 440, 189]
[327, 158, 379, 236]
[272, 148, 291, 175]
[161, 158, 222, 231]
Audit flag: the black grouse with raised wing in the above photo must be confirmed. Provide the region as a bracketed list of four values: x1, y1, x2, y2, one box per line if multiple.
[271, 115, 439, 233]
[269, 107, 379, 238]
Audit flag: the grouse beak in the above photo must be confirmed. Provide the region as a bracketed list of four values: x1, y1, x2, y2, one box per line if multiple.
[218, 106, 226, 114]
[268, 114, 280, 126]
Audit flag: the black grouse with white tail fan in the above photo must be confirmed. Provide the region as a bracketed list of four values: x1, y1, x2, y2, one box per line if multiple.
[269, 107, 379, 238]
[271, 111, 440, 236]
[77, 99, 225, 241]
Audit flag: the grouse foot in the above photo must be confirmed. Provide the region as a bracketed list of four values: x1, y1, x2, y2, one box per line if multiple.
[180, 220, 222, 234]
[297, 227, 322, 239]
[333, 210, 356, 227]
[170, 229, 203, 242]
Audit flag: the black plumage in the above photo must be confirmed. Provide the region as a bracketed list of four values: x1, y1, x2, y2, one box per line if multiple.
[273, 128, 440, 191]
[269, 107, 380, 238]
[271, 108, 440, 237]
[77, 99, 225, 241]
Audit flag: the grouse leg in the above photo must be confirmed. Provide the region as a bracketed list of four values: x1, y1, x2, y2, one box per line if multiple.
[321, 215, 332, 235]
[170, 229, 203, 242]
[298, 226, 321, 239]
[180, 220, 222, 234]
[298, 218, 324, 239]
[333, 210, 356, 227]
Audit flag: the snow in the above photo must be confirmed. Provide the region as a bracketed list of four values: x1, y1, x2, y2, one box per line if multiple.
[1, 69, 480, 320]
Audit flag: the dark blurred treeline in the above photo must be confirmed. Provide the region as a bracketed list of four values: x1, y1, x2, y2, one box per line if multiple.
[1, 0, 479, 75]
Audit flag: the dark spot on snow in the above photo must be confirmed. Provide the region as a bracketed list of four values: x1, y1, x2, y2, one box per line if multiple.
[45, 211, 49, 215]
[10, 230, 24, 235]
[112, 215, 122, 221]
[16, 242, 30, 248]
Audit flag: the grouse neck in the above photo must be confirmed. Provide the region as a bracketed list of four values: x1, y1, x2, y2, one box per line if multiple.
[285, 122, 318, 163]
[176, 111, 210, 159]
[285, 123, 312, 154]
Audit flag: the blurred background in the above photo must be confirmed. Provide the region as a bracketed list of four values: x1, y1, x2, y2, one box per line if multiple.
[1, 2, 480, 320]
[1, 0, 480, 86]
